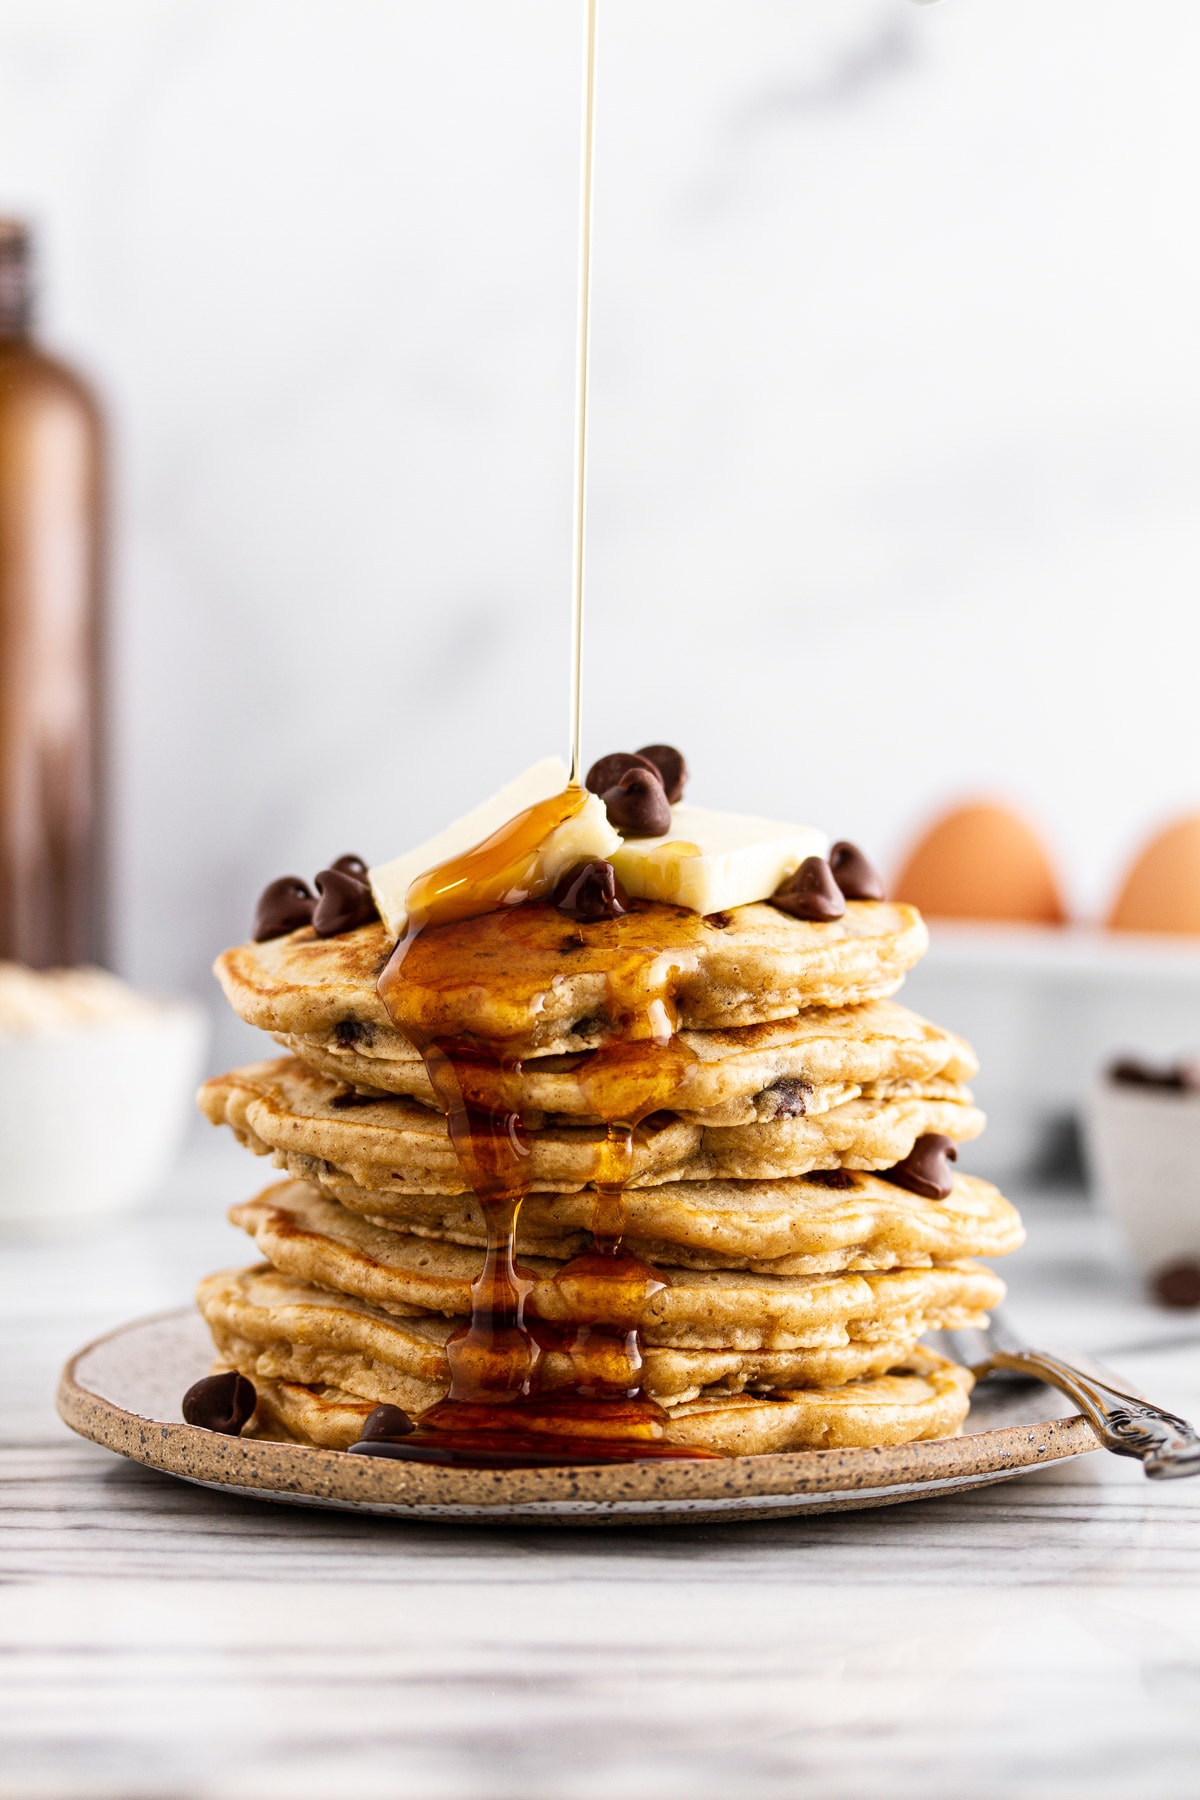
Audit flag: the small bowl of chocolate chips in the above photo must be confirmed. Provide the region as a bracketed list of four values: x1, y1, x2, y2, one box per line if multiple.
[1085, 1056, 1200, 1309]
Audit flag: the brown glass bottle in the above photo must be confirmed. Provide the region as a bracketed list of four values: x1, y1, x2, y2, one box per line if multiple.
[0, 221, 105, 966]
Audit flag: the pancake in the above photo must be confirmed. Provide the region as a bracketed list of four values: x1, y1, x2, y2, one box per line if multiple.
[229, 1183, 1007, 1351]
[197, 1260, 1001, 1404]
[241, 1358, 975, 1454]
[269, 998, 978, 1125]
[214, 898, 928, 1058]
[286, 1167, 1025, 1275]
[200, 1057, 985, 1195]
[199, 860, 1005, 1460]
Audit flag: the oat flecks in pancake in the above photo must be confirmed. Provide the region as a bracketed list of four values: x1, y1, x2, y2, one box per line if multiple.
[201, 1056, 699, 1192]
[246, 1359, 973, 1455]
[228, 1182, 1007, 1353]
[214, 899, 928, 1057]
[199, 1057, 985, 1195]
[662, 1361, 974, 1456]
[694, 1094, 987, 1182]
[271, 996, 978, 1124]
[200, 1261, 989, 1410]
[294, 1164, 1025, 1275]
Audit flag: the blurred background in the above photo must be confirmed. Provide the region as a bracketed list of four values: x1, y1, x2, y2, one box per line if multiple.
[3, 0, 1200, 1224]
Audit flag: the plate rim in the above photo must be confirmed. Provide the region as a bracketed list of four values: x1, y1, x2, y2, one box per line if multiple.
[56, 1307, 1101, 1524]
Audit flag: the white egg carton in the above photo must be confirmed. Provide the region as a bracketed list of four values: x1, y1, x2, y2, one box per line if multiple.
[900, 921, 1200, 1179]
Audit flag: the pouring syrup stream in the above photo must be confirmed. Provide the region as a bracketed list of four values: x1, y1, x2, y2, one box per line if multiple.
[569, 0, 598, 789]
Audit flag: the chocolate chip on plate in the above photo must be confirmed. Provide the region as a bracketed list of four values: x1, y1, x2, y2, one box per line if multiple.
[182, 1371, 257, 1435]
[331, 853, 369, 880]
[602, 767, 672, 838]
[356, 1403, 417, 1442]
[1152, 1260, 1200, 1309]
[585, 750, 660, 798]
[635, 743, 688, 805]
[553, 859, 628, 923]
[253, 876, 316, 942]
[312, 867, 380, 937]
[881, 1134, 958, 1200]
[770, 857, 847, 922]
[828, 841, 885, 902]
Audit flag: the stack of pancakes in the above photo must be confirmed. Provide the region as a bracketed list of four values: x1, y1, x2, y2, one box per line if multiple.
[196, 893, 1022, 1458]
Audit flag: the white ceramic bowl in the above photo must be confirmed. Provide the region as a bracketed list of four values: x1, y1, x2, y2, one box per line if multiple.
[900, 922, 1200, 1178]
[1084, 1079, 1200, 1277]
[0, 998, 210, 1233]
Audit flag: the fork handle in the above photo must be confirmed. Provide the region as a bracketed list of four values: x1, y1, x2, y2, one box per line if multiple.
[975, 1348, 1200, 1480]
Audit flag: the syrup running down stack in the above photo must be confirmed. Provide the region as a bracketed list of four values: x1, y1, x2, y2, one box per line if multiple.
[186, 749, 1024, 1464]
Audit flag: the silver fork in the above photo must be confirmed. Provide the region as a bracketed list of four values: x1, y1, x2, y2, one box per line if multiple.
[939, 1311, 1200, 1480]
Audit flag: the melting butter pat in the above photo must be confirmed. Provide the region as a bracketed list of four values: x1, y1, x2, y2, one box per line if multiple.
[611, 805, 828, 916]
[369, 757, 620, 938]
[527, 787, 623, 897]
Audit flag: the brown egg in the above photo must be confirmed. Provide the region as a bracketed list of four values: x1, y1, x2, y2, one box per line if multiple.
[1109, 816, 1200, 935]
[893, 802, 1066, 925]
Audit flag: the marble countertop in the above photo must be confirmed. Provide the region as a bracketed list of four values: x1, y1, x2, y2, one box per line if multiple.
[3, 1138, 1200, 1800]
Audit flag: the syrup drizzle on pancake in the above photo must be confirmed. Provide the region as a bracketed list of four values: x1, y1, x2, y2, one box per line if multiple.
[378, 845, 722, 1463]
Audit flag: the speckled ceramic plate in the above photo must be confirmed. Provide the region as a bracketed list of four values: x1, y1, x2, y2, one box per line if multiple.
[57, 1308, 1100, 1525]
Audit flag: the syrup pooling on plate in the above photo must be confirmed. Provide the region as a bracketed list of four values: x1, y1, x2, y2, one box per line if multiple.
[376, 793, 718, 1463]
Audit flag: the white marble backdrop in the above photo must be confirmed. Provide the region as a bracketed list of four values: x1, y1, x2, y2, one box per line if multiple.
[0, 0, 1198, 1054]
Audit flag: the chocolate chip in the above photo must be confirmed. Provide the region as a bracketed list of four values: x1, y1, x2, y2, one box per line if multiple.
[829, 841, 885, 903]
[1152, 1260, 1200, 1309]
[253, 876, 315, 942]
[704, 912, 732, 930]
[356, 1403, 416, 1441]
[182, 1372, 257, 1435]
[312, 868, 380, 937]
[331, 853, 369, 880]
[636, 743, 688, 804]
[881, 1134, 958, 1200]
[553, 859, 628, 923]
[585, 751, 659, 797]
[602, 768, 672, 838]
[1108, 1057, 1188, 1092]
[765, 1078, 811, 1118]
[807, 1169, 857, 1190]
[770, 857, 847, 923]
[334, 1017, 371, 1048]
